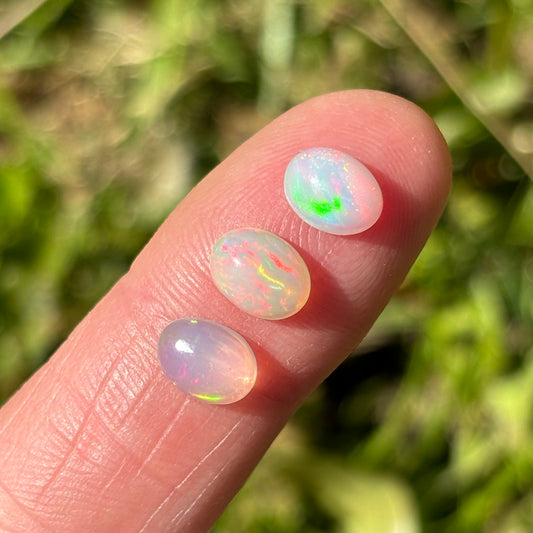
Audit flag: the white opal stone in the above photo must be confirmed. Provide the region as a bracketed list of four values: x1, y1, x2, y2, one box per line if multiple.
[210, 228, 311, 320]
[284, 147, 383, 235]
[158, 318, 256, 404]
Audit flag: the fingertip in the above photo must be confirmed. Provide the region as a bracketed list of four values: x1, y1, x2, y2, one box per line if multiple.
[0, 89, 454, 532]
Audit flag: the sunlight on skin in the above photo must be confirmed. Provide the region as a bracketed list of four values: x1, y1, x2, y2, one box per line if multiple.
[0, 90, 451, 532]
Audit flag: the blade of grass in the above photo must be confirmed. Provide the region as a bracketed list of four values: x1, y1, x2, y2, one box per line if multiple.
[0, 0, 49, 39]
[378, 0, 532, 180]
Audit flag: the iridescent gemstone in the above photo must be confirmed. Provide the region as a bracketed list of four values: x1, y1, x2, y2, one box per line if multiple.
[284, 147, 383, 235]
[210, 228, 310, 320]
[158, 318, 257, 404]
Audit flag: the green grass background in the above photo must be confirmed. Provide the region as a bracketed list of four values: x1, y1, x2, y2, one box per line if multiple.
[1, 0, 533, 531]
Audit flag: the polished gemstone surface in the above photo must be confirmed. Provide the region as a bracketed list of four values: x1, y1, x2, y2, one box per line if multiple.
[210, 228, 310, 320]
[158, 318, 256, 404]
[284, 147, 383, 235]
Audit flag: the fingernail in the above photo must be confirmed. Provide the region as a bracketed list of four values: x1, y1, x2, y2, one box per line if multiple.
[284, 147, 383, 235]
[210, 228, 311, 320]
[158, 318, 257, 404]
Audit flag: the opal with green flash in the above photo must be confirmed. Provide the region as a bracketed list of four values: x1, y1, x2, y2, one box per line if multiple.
[284, 147, 383, 235]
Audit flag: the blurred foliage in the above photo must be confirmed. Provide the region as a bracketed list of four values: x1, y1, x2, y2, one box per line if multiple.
[1, 0, 533, 531]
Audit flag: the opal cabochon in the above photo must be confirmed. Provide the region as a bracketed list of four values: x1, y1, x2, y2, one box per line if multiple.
[284, 147, 383, 235]
[210, 228, 310, 320]
[158, 318, 257, 404]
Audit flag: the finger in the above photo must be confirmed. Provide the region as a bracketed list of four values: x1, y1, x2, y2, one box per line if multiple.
[0, 90, 451, 532]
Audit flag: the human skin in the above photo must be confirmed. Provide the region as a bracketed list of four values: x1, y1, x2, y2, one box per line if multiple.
[0, 90, 451, 532]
